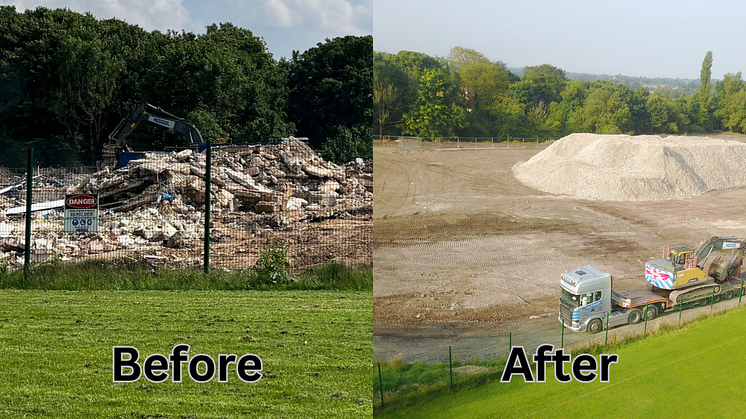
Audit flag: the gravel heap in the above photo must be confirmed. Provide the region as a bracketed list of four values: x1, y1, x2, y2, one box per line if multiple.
[513, 133, 746, 201]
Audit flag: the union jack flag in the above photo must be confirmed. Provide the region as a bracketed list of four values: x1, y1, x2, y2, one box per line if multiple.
[645, 264, 673, 289]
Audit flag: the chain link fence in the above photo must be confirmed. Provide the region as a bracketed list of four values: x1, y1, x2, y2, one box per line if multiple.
[373, 135, 558, 149]
[0, 139, 372, 274]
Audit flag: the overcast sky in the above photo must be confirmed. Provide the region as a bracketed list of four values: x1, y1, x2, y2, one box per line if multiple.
[0, 0, 372, 59]
[374, 0, 746, 80]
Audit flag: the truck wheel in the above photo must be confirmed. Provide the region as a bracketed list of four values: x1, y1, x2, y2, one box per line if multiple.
[645, 306, 657, 320]
[628, 309, 642, 324]
[588, 319, 603, 334]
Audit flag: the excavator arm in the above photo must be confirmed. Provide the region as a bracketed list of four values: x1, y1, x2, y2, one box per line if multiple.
[102, 103, 204, 168]
[694, 237, 746, 281]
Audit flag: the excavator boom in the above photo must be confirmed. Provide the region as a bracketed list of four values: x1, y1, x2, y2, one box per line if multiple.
[102, 103, 204, 168]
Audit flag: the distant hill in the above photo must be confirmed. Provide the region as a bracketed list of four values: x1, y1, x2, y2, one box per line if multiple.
[508, 67, 702, 95]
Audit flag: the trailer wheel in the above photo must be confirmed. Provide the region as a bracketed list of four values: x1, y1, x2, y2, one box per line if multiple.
[700, 297, 710, 306]
[725, 291, 734, 300]
[645, 305, 657, 320]
[628, 309, 642, 324]
[714, 294, 721, 303]
[588, 319, 603, 334]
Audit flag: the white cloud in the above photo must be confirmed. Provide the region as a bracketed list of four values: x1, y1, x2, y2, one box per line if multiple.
[1, 0, 195, 32]
[217, 0, 371, 34]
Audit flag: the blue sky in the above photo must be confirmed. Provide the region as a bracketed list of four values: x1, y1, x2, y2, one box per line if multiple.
[0, 0, 372, 59]
[374, 0, 746, 80]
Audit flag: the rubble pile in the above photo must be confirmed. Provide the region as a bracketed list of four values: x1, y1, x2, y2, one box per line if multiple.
[514, 133, 746, 201]
[74, 138, 372, 218]
[0, 138, 372, 269]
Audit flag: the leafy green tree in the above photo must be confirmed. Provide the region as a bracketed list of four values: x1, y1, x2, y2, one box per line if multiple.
[647, 94, 681, 132]
[714, 72, 745, 131]
[570, 88, 631, 134]
[698, 51, 713, 129]
[143, 23, 293, 147]
[489, 94, 525, 137]
[447, 46, 509, 111]
[373, 58, 407, 137]
[288, 35, 372, 161]
[50, 36, 124, 162]
[543, 101, 566, 136]
[403, 68, 466, 138]
[512, 64, 567, 107]
[320, 124, 372, 164]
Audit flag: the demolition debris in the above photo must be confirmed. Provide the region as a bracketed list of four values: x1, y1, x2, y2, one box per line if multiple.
[0, 138, 372, 269]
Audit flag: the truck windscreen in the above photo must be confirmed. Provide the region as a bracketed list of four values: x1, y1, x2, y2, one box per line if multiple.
[560, 289, 580, 308]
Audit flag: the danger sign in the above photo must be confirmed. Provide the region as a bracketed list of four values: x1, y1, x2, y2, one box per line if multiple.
[64, 194, 99, 233]
[65, 195, 98, 209]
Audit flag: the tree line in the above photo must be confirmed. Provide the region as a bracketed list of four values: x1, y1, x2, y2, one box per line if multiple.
[375, 47, 746, 139]
[0, 6, 372, 166]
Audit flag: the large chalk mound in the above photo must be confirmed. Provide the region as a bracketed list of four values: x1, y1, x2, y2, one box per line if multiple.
[512, 133, 746, 201]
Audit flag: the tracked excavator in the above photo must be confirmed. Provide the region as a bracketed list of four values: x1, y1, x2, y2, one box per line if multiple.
[559, 237, 746, 333]
[101, 103, 204, 168]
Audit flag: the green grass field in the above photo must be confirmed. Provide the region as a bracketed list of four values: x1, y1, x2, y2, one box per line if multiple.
[382, 307, 746, 418]
[0, 290, 371, 418]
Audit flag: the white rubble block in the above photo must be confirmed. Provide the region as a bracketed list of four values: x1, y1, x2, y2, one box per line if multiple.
[0, 221, 14, 237]
[33, 238, 54, 250]
[320, 180, 342, 194]
[303, 164, 333, 178]
[216, 189, 236, 211]
[286, 197, 308, 211]
[150, 222, 178, 242]
[175, 149, 193, 161]
[224, 168, 274, 194]
[117, 235, 136, 247]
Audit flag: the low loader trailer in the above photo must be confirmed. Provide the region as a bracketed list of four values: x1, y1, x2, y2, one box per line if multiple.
[560, 237, 746, 333]
[559, 265, 745, 334]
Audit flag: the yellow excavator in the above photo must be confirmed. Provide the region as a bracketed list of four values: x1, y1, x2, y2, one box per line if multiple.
[645, 237, 746, 290]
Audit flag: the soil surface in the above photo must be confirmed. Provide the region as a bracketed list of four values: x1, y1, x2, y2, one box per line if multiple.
[373, 133, 746, 363]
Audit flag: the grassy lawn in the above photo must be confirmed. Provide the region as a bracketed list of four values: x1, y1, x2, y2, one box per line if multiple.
[381, 307, 746, 418]
[0, 290, 372, 418]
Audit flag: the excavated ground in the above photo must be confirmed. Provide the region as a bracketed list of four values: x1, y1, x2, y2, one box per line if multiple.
[374, 132, 746, 362]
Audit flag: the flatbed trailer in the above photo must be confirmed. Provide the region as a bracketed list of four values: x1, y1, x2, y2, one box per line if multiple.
[559, 265, 745, 333]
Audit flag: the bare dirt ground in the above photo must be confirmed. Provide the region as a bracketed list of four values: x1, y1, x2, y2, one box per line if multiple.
[374, 132, 746, 363]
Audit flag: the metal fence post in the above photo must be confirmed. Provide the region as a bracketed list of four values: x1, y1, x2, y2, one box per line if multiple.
[740, 280, 744, 306]
[679, 295, 683, 324]
[643, 302, 649, 334]
[204, 139, 212, 274]
[605, 312, 609, 345]
[509, 332, 511, 351]
[561, 319, 564, 348]
[710, 287, 715, 312]
[24, 148, 33, 277]
[378, 362, 384, 409]
[449, 346, 453, 391]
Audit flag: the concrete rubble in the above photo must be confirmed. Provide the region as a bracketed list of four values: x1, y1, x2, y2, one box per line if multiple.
[0, 138, 372, 269]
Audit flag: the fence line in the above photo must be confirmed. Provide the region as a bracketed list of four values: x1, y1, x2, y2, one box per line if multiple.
[0, 141, 372, 274]
[373, 135, 559, 149]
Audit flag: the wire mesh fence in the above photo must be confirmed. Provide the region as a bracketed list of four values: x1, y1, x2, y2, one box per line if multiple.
[373, 135, 559, 149]
[372, 288, 746, 413]
[0, 139, 372, 274]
